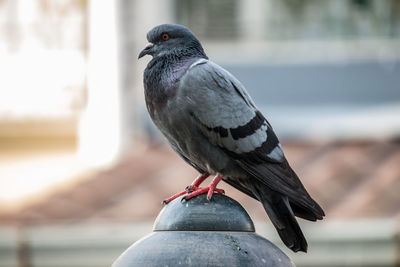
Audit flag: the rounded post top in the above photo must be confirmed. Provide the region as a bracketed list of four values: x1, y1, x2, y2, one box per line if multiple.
[153, 194, 255, 232]
[113, 193, 295, 267]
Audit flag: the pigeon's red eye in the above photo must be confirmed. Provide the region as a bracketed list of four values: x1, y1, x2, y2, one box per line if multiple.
[161, 33, 169, 41]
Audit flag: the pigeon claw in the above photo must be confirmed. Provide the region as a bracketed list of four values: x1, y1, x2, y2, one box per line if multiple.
[184, 185, 225, 201]
[207, 189, 225, 200]
[184, 187, 209, 201]
[215, 188, 225, 194]
[185, 185, 199, 193]
[185, 174, 224, 201]
[162, 174, 223, 204]
[162, 190, 187, 205]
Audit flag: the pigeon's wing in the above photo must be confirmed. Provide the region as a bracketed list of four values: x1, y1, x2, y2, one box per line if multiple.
[179, 60, 321, 212]
[180, 60, 285, 162]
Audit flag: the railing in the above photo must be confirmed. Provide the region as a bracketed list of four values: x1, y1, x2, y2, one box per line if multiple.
[0, 219, 398, 267]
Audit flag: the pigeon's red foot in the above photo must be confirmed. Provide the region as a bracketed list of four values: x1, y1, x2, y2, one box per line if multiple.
[162, 173, 209, 205]
[162, 191, 187, 205]
[162, 173, 224, 204]
[184, 174, 224, 201]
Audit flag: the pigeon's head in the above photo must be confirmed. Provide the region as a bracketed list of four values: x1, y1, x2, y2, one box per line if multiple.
[138, 24, 207, 60]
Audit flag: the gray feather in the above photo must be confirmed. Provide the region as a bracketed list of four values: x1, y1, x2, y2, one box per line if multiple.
[139, 23, 325, 253]
[179, 60, 282, 160]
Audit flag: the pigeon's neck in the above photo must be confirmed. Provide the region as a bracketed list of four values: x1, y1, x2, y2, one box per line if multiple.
[144, 55, 202, 104]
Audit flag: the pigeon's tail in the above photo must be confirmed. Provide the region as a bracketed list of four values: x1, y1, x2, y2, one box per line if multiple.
[257, 188, 308, 253]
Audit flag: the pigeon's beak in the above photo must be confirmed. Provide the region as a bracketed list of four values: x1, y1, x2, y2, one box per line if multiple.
[138, 43, 154, 59]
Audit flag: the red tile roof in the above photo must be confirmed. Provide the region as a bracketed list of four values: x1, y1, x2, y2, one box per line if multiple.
[1, 140, 399, 224]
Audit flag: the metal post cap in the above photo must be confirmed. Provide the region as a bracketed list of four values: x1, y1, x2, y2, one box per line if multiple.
[113, 194, 295, 267]
[154, 194, 255, 231]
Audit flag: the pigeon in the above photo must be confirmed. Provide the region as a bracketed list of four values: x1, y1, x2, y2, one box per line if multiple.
[138, 24, 325, 253]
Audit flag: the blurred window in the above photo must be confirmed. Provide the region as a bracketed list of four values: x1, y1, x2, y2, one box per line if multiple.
[175, 0, 400, 41]
[175, 0, 239, 40]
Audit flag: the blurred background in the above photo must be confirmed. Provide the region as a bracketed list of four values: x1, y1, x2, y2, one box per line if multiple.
[0, 0, 399, 266]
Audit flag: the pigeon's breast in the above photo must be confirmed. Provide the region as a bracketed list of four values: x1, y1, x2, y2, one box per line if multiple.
[143, 57, 202, 137]
[144, 57, 200, 106]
